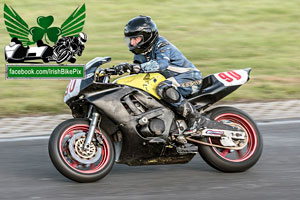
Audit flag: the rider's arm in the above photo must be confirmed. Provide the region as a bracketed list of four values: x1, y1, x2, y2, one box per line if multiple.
[139, 45, 171, 73]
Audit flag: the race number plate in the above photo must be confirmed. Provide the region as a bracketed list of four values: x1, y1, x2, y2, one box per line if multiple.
[214, 69, 249, 86]
[64, 79, 82, 102]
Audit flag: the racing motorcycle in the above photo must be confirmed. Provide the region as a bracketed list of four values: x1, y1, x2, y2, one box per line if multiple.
[48, 43, 76, 64]
[48, 37, 83, 64]
[4, 38, 52, 63]
[48, 57, 263, 182]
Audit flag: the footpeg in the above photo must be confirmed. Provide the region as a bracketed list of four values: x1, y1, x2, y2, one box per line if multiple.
[175, 135, 187, 144]
[149, 137, 166, 144]
[176, 144, 198, 154]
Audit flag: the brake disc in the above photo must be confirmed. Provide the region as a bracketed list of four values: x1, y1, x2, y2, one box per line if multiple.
[68, 132, 102, 164]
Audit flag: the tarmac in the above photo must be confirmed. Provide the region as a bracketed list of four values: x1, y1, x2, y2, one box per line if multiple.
[0, 99, 299, 138]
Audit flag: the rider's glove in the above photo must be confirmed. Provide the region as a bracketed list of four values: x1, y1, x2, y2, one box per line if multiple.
[95, 67, 104, 76]
[114, 63, 141, 75]
[130, 64, 141, 74]
[114, 63, 129, 75]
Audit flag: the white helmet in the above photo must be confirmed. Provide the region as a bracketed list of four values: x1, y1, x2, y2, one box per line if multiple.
[78, 32, 87, 44]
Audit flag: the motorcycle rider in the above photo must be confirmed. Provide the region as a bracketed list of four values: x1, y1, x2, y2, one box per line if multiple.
[117, 15, 236, 135]
[53, 32, 87, 63]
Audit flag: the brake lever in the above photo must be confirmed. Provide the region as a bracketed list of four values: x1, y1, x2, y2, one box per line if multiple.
[103, 68, 117, 75]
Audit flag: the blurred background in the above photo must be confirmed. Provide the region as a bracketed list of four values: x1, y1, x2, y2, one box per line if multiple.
[0, 0, 299, 117]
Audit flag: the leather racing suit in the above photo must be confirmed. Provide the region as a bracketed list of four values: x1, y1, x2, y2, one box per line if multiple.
[133, 36, 203, 132]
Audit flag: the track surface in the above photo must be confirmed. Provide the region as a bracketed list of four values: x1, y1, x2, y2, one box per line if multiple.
[0, 121, 299, 200]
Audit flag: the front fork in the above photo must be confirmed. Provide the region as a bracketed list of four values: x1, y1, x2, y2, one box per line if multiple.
[83, 107, 100, 150]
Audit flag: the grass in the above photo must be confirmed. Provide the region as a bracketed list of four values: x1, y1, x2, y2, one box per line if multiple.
[0, 0, 300, 117]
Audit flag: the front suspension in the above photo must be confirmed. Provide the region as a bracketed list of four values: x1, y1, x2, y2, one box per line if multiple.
[84, 111, 100, 149]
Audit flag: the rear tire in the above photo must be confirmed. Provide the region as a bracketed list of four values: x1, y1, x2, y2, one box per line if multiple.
[42, 57, 49, 63]
[198, 106, 263, 172]
[48, 118, 115, 182]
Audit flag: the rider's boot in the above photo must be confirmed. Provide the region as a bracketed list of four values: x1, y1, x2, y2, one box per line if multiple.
[175, 99, 239, 135]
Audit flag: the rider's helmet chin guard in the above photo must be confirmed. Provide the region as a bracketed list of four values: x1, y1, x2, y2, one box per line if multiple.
[9, 42, 16, 47]
[124, 15, 159, 55]
[78, 32, 87, 45]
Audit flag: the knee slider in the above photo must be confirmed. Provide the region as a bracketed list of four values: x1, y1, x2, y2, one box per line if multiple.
[165, 87, 180, 103]
[157, 83, 181, 103]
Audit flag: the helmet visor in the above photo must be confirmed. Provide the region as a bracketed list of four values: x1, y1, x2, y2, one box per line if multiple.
[125, 35, 144, 48]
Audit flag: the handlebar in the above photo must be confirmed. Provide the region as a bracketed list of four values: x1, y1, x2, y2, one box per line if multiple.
[94, 66, 124, 83]
[95, 67, 116, 76]
[95, 63, 141, 83]
[104, 67, 118, 75]
[98, 64, 137, 76]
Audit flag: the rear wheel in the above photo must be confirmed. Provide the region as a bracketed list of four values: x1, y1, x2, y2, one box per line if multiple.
[198, 106, 263, 172]
[42, 57, 49, 63]
[48, 119, 115, 182]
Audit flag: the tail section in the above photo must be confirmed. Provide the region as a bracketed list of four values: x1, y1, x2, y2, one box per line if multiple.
[187, 68, 251, 107]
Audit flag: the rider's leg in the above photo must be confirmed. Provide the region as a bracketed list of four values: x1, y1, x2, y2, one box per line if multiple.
[156, 81, 200, 131]
[156, 80, 238, 134]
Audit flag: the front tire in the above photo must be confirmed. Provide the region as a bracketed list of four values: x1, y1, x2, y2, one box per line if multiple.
[56, 50, 70, 63]
[198, 106, 263, 172]
[48, 118, 115, 182]
[68, 57, 76, 63]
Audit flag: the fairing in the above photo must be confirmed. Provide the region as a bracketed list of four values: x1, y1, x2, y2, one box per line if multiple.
[114, 73, 166, 99]
[79, 84, 194, 165]
[187, 68, 251, 107]
[64, 57, 111, 102]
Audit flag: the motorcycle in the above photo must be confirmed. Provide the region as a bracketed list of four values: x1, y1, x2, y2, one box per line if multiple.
[47, 36, 85, 64]
[48, 57, 263, 182]
[5, 38, 52, 63]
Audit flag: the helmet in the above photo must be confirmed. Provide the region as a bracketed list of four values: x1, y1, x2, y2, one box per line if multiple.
[78, 32, 87, 44]
[124, 15, 159, 55]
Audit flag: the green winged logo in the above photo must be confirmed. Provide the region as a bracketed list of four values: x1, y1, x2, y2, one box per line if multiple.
[4, 3, 86, 46]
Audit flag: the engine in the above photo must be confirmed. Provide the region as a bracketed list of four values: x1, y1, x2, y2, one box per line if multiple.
[139, 118, 165, 137]
[121, 91, 177, 139]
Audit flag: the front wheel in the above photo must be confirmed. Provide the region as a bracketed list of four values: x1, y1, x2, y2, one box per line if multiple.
[48, 119, 115, 182]
[56, 50, 70, 63]
[198, 106, 263, 172]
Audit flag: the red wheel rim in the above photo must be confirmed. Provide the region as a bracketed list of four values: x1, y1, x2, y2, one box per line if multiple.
[59, 124, 110, 174]
[209, 113, 258, 162]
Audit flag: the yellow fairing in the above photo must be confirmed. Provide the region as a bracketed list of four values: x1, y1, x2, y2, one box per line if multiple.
[115, 73, 166, 99]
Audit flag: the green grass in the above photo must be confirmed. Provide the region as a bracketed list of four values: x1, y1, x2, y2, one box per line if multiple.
[0, 0, 300, 117]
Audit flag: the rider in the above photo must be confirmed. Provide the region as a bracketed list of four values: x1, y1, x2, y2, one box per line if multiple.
[119, 15, 235, 135]
[54, 32, 87, 62]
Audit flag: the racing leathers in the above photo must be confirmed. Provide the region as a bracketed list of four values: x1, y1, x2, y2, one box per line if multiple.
[133, 36, 203, 134]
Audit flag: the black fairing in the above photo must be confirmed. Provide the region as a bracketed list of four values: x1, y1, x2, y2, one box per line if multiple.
[80, 57, 112, 91]
[80, 84, 192, 165]
[186, 75, 240, 106]
[65, 57, 114, 118]
[186, 69, 251, 108]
